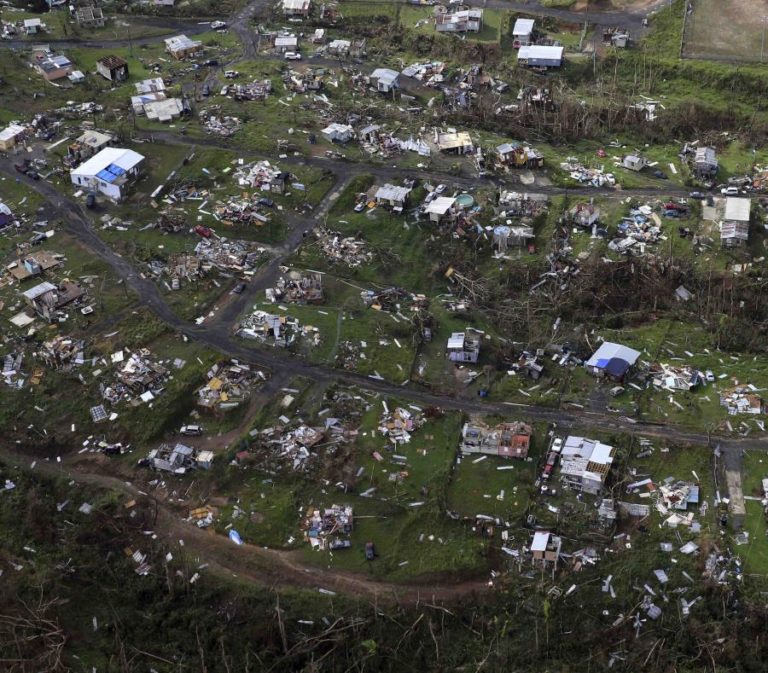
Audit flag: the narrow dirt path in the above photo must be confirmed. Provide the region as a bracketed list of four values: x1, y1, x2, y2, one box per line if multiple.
[0, 446, 488, 604]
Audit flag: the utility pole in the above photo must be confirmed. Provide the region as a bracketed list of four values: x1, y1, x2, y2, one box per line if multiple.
[762, 17, 768, 63]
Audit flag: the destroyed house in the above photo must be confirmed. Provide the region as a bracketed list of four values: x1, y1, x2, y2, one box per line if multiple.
[435, 9, 483, 33]
[530, 531, 561, 567]
[693, 146, 717, 178]
[720, 386, 764, 415]
[303, 505, 353, 551]
[585, 341, 640, 382]
[720, 197, 751, 248]
[34, 52, 73, 81]
[374, 184, 411, 211]
[70, 147, 144, 201]
[116, 353, 168, 394]
[74, 6, 105, 28]
[148, 443, 195, 474]
[369, 68, 400, 93]
[165, 35, 203, 59]
[650, 363, 702, 392]
[68, 130, 113, 162]
[328, 39, 351, 55]
[197, 360, 255, 412]
[568, 202, 600, 228]
[461, 421, 532, 459]
[496, 142, 544, 169]
[7, 250, 61, 281]
[22, 280, 85, 322]
[560, 436, 615, 495]
[96, 55, 128, 82]
[447, 331, 480, 364]
[435, 130, 474, 155]
[24, 18, 43, 35]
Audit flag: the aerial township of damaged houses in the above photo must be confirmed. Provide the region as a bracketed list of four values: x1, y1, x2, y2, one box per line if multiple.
[3, 0, 768, 669]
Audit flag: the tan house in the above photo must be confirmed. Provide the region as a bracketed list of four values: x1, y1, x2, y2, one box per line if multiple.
[165, 35, 203, 60]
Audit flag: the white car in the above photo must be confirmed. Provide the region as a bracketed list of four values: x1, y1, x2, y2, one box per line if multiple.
[705, 370, 715, 383]
[435, 184, 446, 194]
[180, 424, 203, 436]
[284, 51, 302, 61]
[551, 437, 563, 454]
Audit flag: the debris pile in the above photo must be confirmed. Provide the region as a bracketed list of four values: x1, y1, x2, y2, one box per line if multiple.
[1, 352, 25, 389]
[560, 158, 616, 187]
[237, 310, 319, 347]
[195, 238, 266, 273]
[608, 206, 663, 254]
[233, 160, 292, 192]
[145, 442, 204, 474]
[301, 504, 354, 551]
[315, 228, 372, 267]
[378, 403, 426, 446]
[266, 271, 323, 304]
[649, 363, 702, 392]
[200, 109, 242, 136]
[197, 359, 263, 412]
[37, 335, 85, 370]
[720, 386, 764, 415]
[232, 79, 272, 101]
[102, 349, 169, 405]
[250, 424, 326, 471]
[360, 286, 427, 313]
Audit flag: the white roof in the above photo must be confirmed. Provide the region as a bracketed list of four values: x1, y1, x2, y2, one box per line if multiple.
[371, 68, 399, 85]
[426, 196, 456, 215]
[165, 35, 202, 52]
[76, 130, 112, 147]
[375, 184, 410, 202]
[531, 531, 549, 552]
[135, 77, 166, 94]
[0, 124, 26, 142]
[724, 197, 750, 222]
[275, 35, 298, 47]
[586, 341, 640, 370]
[71, 147, 144, 179]
[22, 281, 56, 300]
[513, 18, 534, 35]
[144, 98, 184, 121]
[283, 0, 309, 8]
[24, 18, 42, 27]
[518, 45, 563, 61]
[322, 122, 353, 136]
[447, 332, 466, 349]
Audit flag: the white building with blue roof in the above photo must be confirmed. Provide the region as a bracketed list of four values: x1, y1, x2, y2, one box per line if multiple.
[70, 147, 144, 201]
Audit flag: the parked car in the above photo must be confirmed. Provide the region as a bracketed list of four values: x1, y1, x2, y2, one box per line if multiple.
[204, 59, 219, 66]
[353, 202, 366, 212]
[689, 191, 705, 200]
[722, 186, 741, 196]
[201, 84, 211, 97]
[705, 370, 715, 383]
[180, 424, 203, 436]
[257, 197, 274, 207]
[435, 183, 446, 194]
[14, 162, 28, 174]
[194, 225, 213, 238]
[365, 541, 376, 560]
[653, 170, 668, 179]
[211, 20, 227, 30]
[284, 51, 302, 61]
[329, 539, 351, 550]
[551, 437, 563, 454]
[85, 192, 96, 209]
[232, 282, 246, 295]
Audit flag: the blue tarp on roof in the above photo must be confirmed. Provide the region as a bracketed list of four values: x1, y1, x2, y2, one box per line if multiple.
[95, 163, 126, 183]
[595, 357, 633, 378]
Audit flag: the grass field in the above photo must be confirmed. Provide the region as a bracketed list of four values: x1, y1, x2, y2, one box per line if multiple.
[683, 0, 768, 63]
